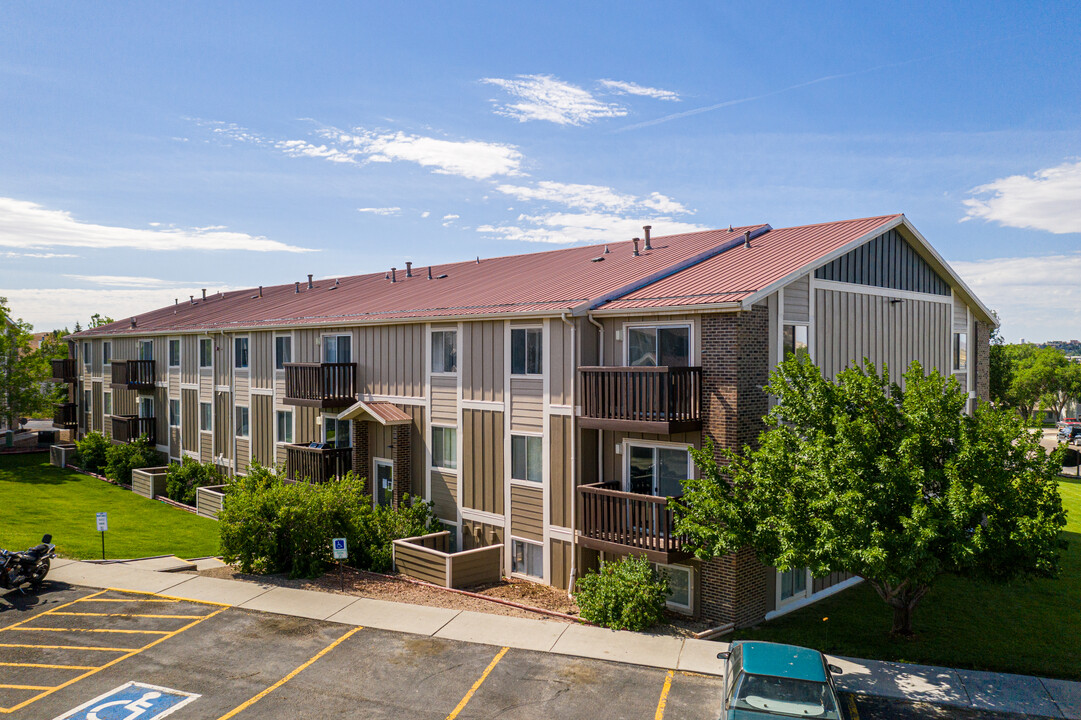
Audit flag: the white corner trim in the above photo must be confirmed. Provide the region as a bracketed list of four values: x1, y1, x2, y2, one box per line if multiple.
[764, 576, 864, 621]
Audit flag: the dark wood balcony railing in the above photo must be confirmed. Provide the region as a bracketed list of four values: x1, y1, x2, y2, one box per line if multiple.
[283, 363, 357, 408]
[110, 360, 156, 391]
[579, 366, 702, 433]
[53, 402, 78, 429]
[285, 444, 353, 483]
[110, 415, 156, 445]
[577, 481, 691, 564]
[50, 358, 78, 383]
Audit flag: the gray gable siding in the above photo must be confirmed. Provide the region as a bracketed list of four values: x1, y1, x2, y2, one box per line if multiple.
[815, 229, 951, 296]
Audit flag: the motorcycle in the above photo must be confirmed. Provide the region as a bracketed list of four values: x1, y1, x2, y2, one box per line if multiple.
[1, 534, 56, 592]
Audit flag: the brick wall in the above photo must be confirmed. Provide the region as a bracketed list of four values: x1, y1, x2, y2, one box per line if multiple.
[392, 423, 411, 508]
[698, 306, 771, 627]
[352, 421, 370, 496]
[975, 320, 991, 405]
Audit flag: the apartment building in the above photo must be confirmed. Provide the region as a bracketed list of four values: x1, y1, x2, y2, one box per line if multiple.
[57, 213, 995, 627]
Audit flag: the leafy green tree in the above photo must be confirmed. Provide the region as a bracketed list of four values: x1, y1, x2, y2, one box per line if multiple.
[0, 297, 49, 430]
[675, 357, 1067, 636]
[988, 325, 1012, 407]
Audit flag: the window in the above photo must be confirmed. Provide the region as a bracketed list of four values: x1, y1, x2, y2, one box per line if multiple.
[103, 391, 112, 417]
[102, 341, 111, 366]
[199, 339, 212, 368]
[138, 397, 153, 419]
[82, 342, 90, 366]
[235, 407, 249, 438]
[139, 341, 153, 361]
[954, 332, 968, 371]
[511, 435, 542, 483]
[168, 339, 180, 367]
[276, 410, 293, 444]
[511, 539, 543, 578]
[431, 330, 457, 374]
[323, 334, 351, 363]
[627, 325, 689, 367]
[83, 389, 91, 421]
[275, 336, 292, 369]
[655, 563, 692, 612]
[169, 399, 180, 427]
[199, 402, 212, 432]
[323, 417, 351, 448]
[779, 567, 808, 603]
[432, 426, 457, 469]
[627, 444, 689, 497]
[511, 328, 542, 375]
[234, 337, 249, 369]
[783, 324, 809, 360]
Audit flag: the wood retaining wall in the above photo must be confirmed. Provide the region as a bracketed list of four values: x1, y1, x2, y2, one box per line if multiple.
[392, 531, 502, 589]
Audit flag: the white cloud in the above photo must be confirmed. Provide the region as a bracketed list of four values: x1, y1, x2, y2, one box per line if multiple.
[2, 251, 78, 259]
[952, 253, 1081, 342]
[421, 211, 430, 218]
[962, 160, 1081, 234]
[478, 212, 708, 245]
[64, 274, 215, 289]
[598, 79, 680, 101]
[481, 75, 627, 125]
[494, 181, 692, 215]
[442, 214, 459, 220]
[357, 207, 401, 216]
[0, 197, 314, 253]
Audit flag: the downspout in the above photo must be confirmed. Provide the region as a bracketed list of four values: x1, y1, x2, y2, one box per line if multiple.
[220, 328, 234, 476]
[561, 312, 578, 597]
[587, 312, 604, 507]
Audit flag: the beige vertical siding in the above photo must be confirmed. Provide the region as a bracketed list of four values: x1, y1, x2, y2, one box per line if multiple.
[550, 414, 573, 528]
[815, 288, 951, 381]
[430, 376, 458, 425]
[153, 337, 167, 382]
[783, 275, 811, 323]
[294, 328, 320, 363]
[370, 422, 394, 460]
[214, 334, 231, 387]
[462, 409, 504, 514]
[430, 470, 458, 521]
[359, 324, 424, 397]
[92, 381, 103, 432]
[550, 539, 573, 590]
[509, 378, 543, 432]
[462, 320, 504, 402]
[510, 484, 543, 541]
[235, 438, 250, 474]
[250, 394, 274, 467]
[114, 388, 137, 416]
[154, 387, 168, 445]
[199, 431, 212, 462]
[406, 405, 427, 496]
[548, 318, 575, 407]
[182, 389, 198, 451]
[91, 339, 103, 376]
[295, 406, 318, 444]
[181, 335, 198, 384]
[463, 519, 504, 550]
[214, 392, 232, 461]
[250, 331, 273, 389]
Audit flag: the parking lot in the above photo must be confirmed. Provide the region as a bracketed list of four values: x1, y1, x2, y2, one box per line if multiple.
[0, 585, 1045, 720]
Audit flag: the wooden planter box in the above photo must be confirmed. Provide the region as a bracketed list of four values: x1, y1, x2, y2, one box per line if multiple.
[392, 531, 503, 589]
[50, 443, 77, 468]
[132, 466, 169, 498]
[196, 485, 228, 520]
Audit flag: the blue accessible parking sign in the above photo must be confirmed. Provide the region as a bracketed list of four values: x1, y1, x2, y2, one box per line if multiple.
[54, 682, 199, 720]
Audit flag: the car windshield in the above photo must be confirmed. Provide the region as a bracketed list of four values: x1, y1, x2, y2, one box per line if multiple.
[733, 673, 841, 719]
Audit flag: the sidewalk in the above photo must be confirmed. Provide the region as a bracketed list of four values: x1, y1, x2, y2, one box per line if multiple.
[41, 558, 1081, 719]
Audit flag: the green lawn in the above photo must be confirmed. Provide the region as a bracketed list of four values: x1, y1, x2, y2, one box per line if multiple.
[733, 475, 1081, 680]
[0, 453, 220, 560]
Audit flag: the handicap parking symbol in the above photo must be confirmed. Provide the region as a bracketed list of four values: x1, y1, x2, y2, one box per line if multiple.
[53, 682, 198, 720]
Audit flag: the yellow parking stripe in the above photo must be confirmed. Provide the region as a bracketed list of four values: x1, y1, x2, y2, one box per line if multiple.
[49, 612, 206, 620]
[215, 626, 362, 720]
[847, 695, 861, 720]
[0, 606, 225, 714]
[0, 662, 98, 670]
[0, 590, 107, 633]
[8, 627, 171, 635]
[0, 684, 55, 691]
[654, 669, 675, 720]
[75, 598, 183, 603]
[103, 587, 230, 608]
[0, 642, 135, 652]
[445, 646, 509, 720]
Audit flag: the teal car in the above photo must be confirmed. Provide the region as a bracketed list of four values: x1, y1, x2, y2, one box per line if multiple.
[717, 641, 844, 719]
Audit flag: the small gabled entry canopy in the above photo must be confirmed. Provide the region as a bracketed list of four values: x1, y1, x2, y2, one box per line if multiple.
[338, 399, 412, 426]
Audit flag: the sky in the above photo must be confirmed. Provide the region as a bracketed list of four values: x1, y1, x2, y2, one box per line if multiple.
[1, 2, 1079, 342]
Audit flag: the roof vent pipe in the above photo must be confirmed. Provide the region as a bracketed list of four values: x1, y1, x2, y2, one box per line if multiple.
[604, 245, 610, 254]
[391, 267, 397, 283]
[744, 230, 751, 248]
[632, 238, 640, 257]
[643, 225, 652, 250]
[476, 256, 480, 264]
[406, 261, 413, 277]
[190, 295, 195, 305]
[427, 266, 433, 280]
[201, 288, 207, 301]
[130, 317, 137, 328]
[258, 286, 263, 298]
[295, 281, 300, 294]
[175, 298, 178, 307]
[307, 274, 313, 289]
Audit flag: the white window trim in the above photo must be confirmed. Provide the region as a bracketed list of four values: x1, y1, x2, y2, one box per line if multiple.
[509, 536, 544, 581]
[139, 340, 154, 362]
[508, 431, 544, 486]
[509, 325, 544, 378]
[234, 335, 250, 370]
[781, 322, 812, 363]
[169, 399, 181, 428]
[199, 401, 213, 433]
[103, 390, 112, 417]
[235, 405, 250, 438]
[102, 341, 112, 368]
[776, 567, 813, 609]
[621, 322, 694, 367]
[321, 332, 353, 364]
[620, 439, 695, 493]
[275, 409, 294, 445]
[430, 424, 458, 472]
[655, 562, 694, 613]
[321, 411, 352, 447]
[373, 457, 393, 508]
[199, 337, 213, 369]
[430, 328, 459, 377]
[953, 331, 969, 372]
[274, 333, 293, 372]
[167, 337, 181, 368]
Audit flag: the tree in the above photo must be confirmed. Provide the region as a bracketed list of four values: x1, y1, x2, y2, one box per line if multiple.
[36, 329, 72, 404]
[988, 325, 1012, 407]
[1006, 345, 1066, 421]
[0, 297, 49, 429]
[675, 357, 1067, 637]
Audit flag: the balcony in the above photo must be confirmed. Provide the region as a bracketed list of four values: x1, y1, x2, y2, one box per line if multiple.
[111, 360, 156, 391]
[53, 402, 78, 429]
[283, 363, 357, 408]
[285, 444, 352, 483]
[577, 481, 692, 564]
[579, 366, 702, 434]
[111, 415, 156, 445]
[51, 358, 78, 383]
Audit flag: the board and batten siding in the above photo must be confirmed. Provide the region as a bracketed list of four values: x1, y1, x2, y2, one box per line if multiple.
[815, 229, 951, 296]
[214, 392, 232, 461]
[509, 484, 543, 542]
[509, 377, 543, 432]
[550, 539, 573, 590]
[430, 376, 458, 425]
[250, 394, 275, 467]
[235, 438, 250, 474]
[815, 288, 951, 381]
[430, 470, 458, 522]
[547, 317, 575, 407]
[462, 409, 504, 514]
[249, 331, 274, 390]
[549, 414, 573, 529]
[181, 335, 198, 385]
[462, 320, 504, 403]
[463, 519, 504, 550]
[92, 381, 103, 432]
[358, 323, 424, 397]
[181, 388, 198, 451]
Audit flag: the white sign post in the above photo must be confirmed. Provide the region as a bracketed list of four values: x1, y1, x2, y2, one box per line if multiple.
[96, 512, 108, 559]
[332, 538, 348, 591]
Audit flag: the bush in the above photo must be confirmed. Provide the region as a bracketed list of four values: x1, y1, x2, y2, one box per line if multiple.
[166, 457, 226, 506]
[368, 495, 443, 572]
[574, 555, 670, 631]
[75, 432, 110, 473]
[104, 436, 163, 486]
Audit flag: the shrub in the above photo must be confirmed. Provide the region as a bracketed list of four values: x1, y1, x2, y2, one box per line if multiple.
[75, 432, 110, 473]
[104, 436, 163, 486]
[166, 457, 227, 506]
[368, 495, 443, 572]
[574, 555, 670, 631]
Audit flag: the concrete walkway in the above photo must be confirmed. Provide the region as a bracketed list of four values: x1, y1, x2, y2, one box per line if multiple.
[42, 558, 1081, 719]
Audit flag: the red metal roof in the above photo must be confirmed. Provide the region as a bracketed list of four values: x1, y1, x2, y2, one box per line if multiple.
[73, 215, 901, 336]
